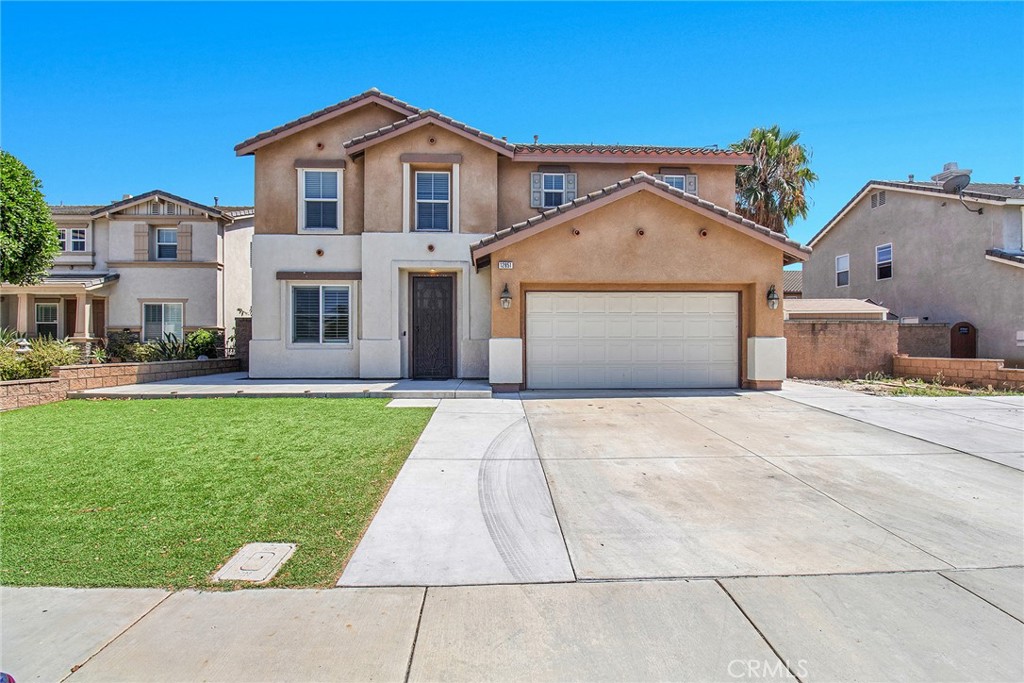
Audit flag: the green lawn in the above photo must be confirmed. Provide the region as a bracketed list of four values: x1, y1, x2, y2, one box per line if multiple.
[0, 398, 432, 589]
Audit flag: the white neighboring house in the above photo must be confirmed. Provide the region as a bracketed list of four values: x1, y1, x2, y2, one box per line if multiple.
[0, 190, 253, 347]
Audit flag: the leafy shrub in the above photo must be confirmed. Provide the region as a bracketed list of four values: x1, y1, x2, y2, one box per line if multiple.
[185, 329, 221, 359]
[105, 330, 140, 361]
[0, 327, 25, 347]
[0, 347, 29, 380]
[91, 346, 108, 363]
[0, 338, 81, 380]
[148, 334, 190, 361]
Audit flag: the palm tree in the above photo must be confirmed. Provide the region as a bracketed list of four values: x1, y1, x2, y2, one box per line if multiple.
[731, 126, 818, 234]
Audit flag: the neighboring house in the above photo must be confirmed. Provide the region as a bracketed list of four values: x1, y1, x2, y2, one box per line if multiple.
[784, 298, 889, 321]
[783, 270, 802, 298]
[803, 164, 1024, 361]
[0, 191, 254, 344]
[237, 89, 809, 389]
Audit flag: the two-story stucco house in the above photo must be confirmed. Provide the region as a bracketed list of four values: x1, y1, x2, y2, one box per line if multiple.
[803, 164, 1024, 362]
[0, 191, 253, 345]
[237, 89, 809, 390]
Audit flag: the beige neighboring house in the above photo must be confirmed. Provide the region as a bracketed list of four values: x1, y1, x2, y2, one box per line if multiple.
[784, 298, 889, 321]
[803, 163, 1024, 362]
[0, 191, 254, 345]
[237, 89, 809, 389]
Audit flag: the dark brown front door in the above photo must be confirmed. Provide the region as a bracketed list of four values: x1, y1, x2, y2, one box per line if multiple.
[92, 299, 106, 338]
[64, 299, 77, 338]
[951, 321, 977, 358]
[411, 275, 455, 379]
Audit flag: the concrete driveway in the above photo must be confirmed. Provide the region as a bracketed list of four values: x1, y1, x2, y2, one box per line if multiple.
[342, 384, 1022, 585]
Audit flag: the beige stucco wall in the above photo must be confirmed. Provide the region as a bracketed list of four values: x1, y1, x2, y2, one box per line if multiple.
[804, 191, 1024, 361]
[496, 160, 736, 229]
[485, 190, 785, 385]
[224, 219, 254, 324]
[362, 124, 499, 233]
[106, 266, 221, 330]
[253, 104, 407, 235]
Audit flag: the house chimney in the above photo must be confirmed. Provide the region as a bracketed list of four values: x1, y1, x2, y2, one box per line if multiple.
[1014, 176, 1021, 188]
[214, 196, 219, 207]
[908, 174, 914, 182]
[533, 134, 539, 144]
[931, 161, 972, 183]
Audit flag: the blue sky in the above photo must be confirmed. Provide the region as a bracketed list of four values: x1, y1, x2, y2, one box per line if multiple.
[2, 2, 1021, 245]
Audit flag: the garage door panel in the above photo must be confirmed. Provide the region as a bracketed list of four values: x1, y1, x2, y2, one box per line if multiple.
[526, 292, 739, 390]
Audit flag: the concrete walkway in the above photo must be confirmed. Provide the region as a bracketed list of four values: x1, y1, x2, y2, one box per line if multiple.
[68, 372, 492, 399]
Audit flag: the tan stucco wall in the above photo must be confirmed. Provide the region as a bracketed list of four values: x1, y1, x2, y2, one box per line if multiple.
[253, 103, 407, 235]
[485, 191, 785, 383]
[496, 160, 736, 229]
[362, 123, 499, 233]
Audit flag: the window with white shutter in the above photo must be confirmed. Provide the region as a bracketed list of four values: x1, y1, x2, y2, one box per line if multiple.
[415, 171, 451, 231]
[300, 170, 340, 230]
[291, 285, 351, 344]
[143, 303, 183, 341]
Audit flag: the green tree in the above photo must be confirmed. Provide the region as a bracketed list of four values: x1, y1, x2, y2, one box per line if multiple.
[731, 126, 818, 234]
[1, 150, 59, 284]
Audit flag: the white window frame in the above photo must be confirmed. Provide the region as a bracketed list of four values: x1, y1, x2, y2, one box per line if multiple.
[413, 171, 452, 232]
[156, 228, 178, 260]
[57, 227, 88, 253]
[297, 168, 344, 233]
[35, 302, 59, 338]
[142, 302, 184, 342]
[290, 284, 352, 346]
[835, 254, 850, 288]
[876, 243, 893, 281]
[541, 172, 566, 208]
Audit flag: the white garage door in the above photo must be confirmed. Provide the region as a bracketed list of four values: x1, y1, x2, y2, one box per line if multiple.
[526, 291, 739, 389]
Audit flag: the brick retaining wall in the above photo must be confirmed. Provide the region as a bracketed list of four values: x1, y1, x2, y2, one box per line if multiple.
[785, 320, 899, 380]
[0, 358, 240, 412]
[893, 355, 1024, 390]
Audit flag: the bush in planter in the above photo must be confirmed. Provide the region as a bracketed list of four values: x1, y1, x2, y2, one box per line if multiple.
[105, 330, 140, 362]
[185, 329, 221, 359]
[0, 338, 81, 380]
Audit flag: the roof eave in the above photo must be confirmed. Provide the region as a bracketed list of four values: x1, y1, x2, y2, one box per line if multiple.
[344, 115, 516, 158]
[511, 151, 753, 165]
[234, 93, 417, 156]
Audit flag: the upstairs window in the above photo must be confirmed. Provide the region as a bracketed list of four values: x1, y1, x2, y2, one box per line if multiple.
[876, 243, 893, 280]
[660, 174, 699, 194]
[156, 228, 178, 260]
[415, 171, 451, 231]
[302, 170, 340, 230]
[530, 172, 577, 209]
[57, 228, 87, 252]
[836, 254, 850, 287]
[292, 285, 351, 344]
[542, 173, 565, 207]
[143, 302, 183, 341]
[35, 303, 58, 338]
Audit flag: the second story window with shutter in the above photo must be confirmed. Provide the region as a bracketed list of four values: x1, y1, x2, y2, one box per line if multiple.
[531, 171, 577, 209]
[415, 171, 451, 231]
[302, 170, 340, 230]
[156, 228, 178, 260]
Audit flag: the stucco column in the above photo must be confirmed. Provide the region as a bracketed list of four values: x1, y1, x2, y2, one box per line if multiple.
[73, 292, 88, 337]
[15, 293, 30, 333]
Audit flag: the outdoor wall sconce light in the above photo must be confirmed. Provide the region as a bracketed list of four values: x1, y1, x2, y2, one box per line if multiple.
[766, 284, 780, 310]
[500, 284, 513, 310]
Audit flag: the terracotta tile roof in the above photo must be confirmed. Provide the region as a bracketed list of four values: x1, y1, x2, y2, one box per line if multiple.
[235, 88, 421, 154]
[783, 270, 803, 293]
[471, 172, 810, 260]
[89, 190, 227, 219]
[513, 143, 747, 158]
[986, 248, 1024, 264]
[344, 110, 517, 155]
[49, 205, 104, 215]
